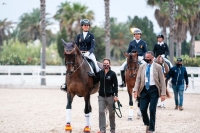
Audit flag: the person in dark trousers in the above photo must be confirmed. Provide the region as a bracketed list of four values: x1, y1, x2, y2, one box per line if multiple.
[134, 51, 166, 133]
[119, 28, 148, 87]
[153, 34, 172, 68]
[96, 58, 118, 133]
[165, 58, 189, 111]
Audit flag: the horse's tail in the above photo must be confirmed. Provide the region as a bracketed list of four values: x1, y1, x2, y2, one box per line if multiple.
[166, 88, 171, 98]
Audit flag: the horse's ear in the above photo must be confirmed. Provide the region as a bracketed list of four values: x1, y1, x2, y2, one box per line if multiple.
[61, 39, 67, 47]
[124, 52, 129, 57]
[72, 41, 76, 47]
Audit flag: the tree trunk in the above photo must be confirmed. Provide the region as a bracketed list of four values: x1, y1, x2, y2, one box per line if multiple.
[169, 0, 175, 65]
[162, 27, 167, 43]
[177, 41, 182, 57]
[175, 43, 178, 57]
[40, 0, 46, 85]
[0, 30, 3, 48]
[104, 0, 110, 58]
[189, 35, 195, 57]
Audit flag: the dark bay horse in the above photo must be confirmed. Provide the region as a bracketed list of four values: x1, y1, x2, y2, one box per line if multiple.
[124, 51, 139, 121]
[155, 55, 171, 107]
[62, 40, 100, 133]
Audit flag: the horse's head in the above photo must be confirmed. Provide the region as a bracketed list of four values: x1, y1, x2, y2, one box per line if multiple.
[124, 51, 139, 77]
[62, 39, 81, 74]
[124, 51, 138, 64]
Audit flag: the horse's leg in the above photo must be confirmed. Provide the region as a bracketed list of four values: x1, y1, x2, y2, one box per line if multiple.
[128, 87, 133, 121]
[65, 92, 74, 132]
[83, 93, 91, 133]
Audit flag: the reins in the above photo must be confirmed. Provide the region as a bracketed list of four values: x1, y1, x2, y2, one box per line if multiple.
[113, 100, 123, 118]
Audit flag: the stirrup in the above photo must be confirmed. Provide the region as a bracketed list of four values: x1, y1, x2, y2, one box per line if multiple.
[87, 71, 95, 77]
[60, 83, 66, 89]
[60, 83, 67, 92]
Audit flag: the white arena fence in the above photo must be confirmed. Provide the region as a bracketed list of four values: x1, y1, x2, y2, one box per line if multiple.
[0, 66, 200, 90]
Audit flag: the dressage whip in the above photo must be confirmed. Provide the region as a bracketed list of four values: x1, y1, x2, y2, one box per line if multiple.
[113, 100, 122, 118]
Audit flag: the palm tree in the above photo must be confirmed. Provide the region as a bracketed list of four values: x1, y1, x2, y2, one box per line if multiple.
[147, 0, 169, 42]
[154, 9, 169, 43]
[17, 8, 52, 44]
[40, 0, 46, 85]
[54, 2, 94, 40]
[188, 12, 200, 57]
[173, 0, 200, 57]
[104, 0, 110, 58]
[146, 0, 174, 62]
[110, 18, 131, 61]
[0, 19, 14, 47]
[174, 20, 187, 57]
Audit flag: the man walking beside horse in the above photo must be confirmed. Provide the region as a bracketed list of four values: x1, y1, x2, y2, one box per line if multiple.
[96, 58, 119, 133]
[134, 51, 166, 133]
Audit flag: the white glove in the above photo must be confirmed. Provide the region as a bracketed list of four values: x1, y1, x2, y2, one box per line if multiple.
[161, 54, 165, 58]
[83, 51, 90, 57]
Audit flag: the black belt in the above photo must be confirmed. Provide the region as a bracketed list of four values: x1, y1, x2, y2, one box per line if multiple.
[144, 85, 156, 88]
[99, 93, 114, 97]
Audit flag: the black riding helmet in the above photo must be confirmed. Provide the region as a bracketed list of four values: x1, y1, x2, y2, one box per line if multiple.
[157, 34, 164, 39]
[80, 19, 90, 26]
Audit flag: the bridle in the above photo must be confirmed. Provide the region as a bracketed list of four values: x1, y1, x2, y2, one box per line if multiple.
[64, 47, 84, 75]
[127, 53, 139, 77]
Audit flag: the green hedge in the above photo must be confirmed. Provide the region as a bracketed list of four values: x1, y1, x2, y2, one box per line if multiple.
[0, 40, 62, 65]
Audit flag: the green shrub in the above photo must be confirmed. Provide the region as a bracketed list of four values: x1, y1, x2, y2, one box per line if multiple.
[0, 40, 62, 65]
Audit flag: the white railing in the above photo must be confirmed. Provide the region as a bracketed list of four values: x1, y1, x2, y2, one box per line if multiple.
[0, 66, 200, 89]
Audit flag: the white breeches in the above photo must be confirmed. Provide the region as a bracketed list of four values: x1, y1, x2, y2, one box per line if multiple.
[161, 54, 173, 68]
[120, 56, 145, 70]
[82, 52, 100, 73]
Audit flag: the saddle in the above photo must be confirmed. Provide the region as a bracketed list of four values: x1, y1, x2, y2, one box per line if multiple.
[85, 57, 96, 73]
[164, 60, 171, 69]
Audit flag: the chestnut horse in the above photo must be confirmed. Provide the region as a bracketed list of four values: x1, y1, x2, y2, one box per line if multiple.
[124, 51, 139, 121]
[155, 55, 171, 107]
[62, 40, 101, 133]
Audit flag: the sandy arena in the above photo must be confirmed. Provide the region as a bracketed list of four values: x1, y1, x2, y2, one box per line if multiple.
[0, 88, 200, 133]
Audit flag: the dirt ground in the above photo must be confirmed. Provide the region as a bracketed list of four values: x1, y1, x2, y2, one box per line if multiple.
[0, 88, 200, 133]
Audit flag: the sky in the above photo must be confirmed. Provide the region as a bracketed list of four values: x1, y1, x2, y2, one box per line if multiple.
[0, 0, 161, 34]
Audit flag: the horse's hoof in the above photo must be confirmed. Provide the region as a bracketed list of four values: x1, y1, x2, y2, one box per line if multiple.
[65, 124, 72, 132]
[128, 118, 132, 121]
[83, 126, 90, 133]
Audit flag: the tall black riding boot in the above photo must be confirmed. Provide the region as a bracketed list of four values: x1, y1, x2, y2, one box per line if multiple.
[119, 70, 126, 87]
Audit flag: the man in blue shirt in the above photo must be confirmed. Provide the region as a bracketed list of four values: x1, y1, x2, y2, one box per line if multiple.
[165, 58, 189, 111]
